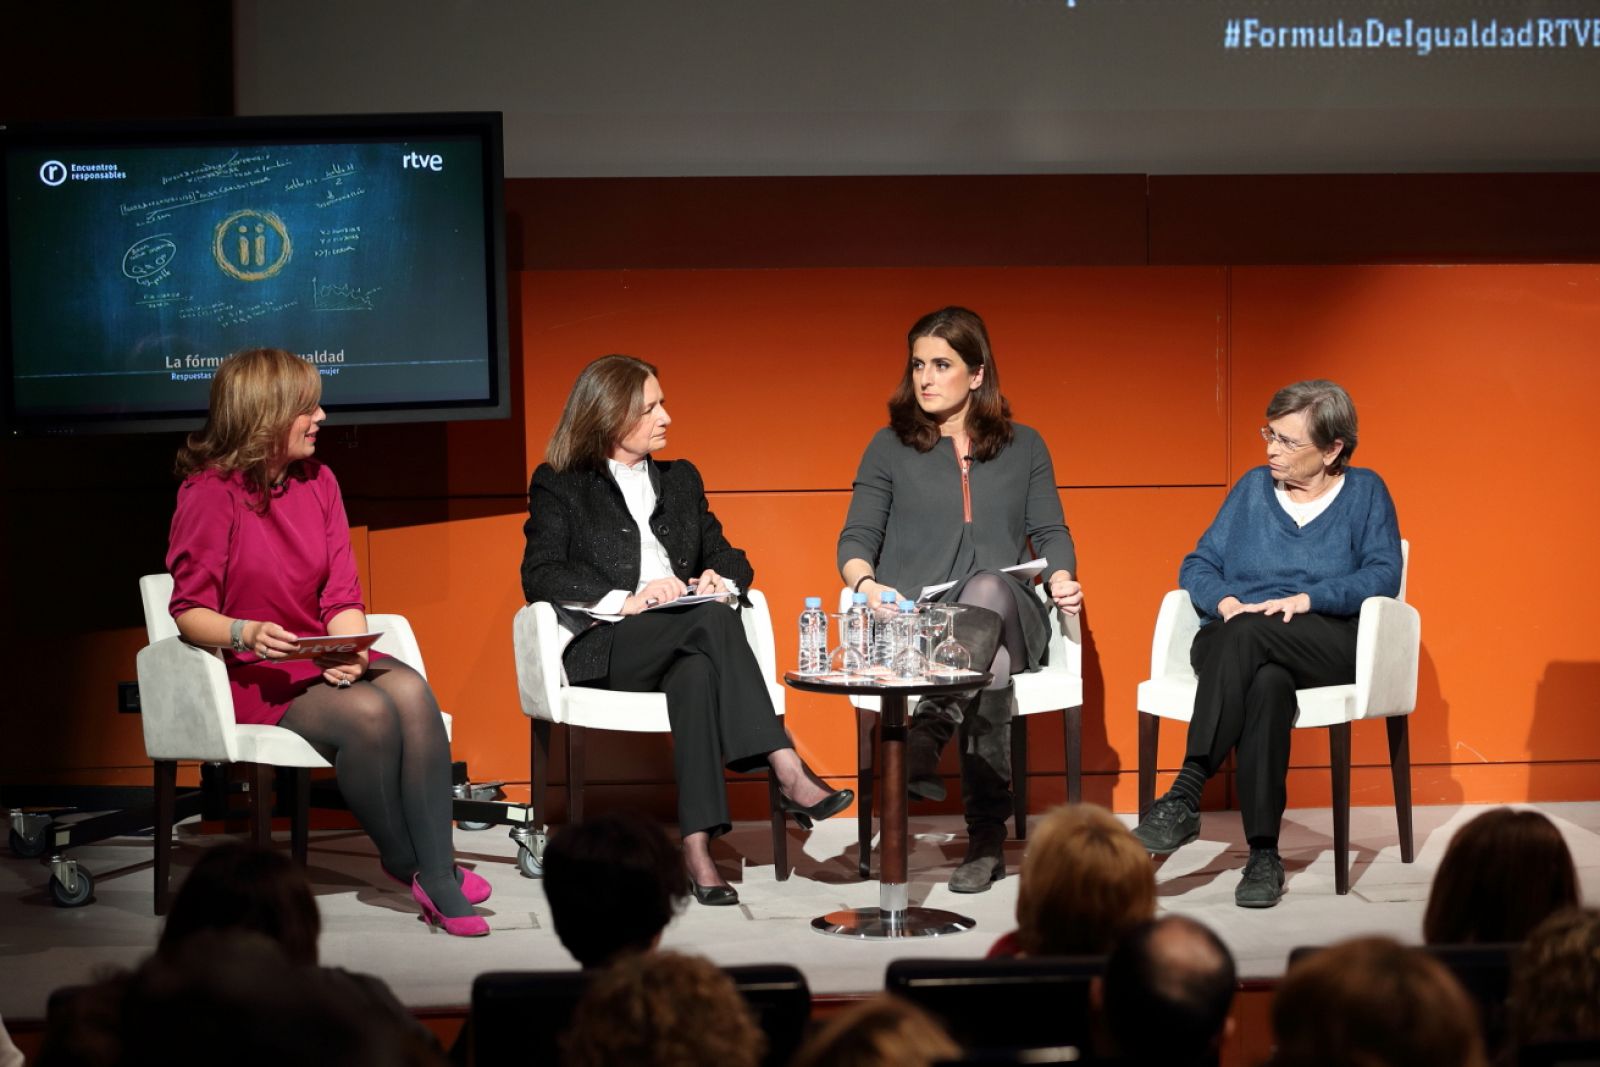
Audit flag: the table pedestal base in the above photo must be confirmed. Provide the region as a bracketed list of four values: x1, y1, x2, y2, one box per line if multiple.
[811, 905, 974, 940]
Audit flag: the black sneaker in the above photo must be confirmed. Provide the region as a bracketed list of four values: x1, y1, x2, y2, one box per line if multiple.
[1131, 794, 1200, 855]
[1235, 847, 1286, 908]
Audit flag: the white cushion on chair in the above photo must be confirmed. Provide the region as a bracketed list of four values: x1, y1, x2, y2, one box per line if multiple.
[513, 589, 785, 732]
[1135, 539, 1419, 732]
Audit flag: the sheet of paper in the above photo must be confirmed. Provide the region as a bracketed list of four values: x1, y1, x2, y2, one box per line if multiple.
[278, 632, 384, 662]
[918, 558, 1050, 601]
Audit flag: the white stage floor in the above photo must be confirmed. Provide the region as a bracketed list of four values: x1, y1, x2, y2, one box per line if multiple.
[5, 801, 1600, 1020]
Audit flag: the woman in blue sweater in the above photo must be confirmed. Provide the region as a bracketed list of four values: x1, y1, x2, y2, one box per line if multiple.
[1132, 380, 1402, 907]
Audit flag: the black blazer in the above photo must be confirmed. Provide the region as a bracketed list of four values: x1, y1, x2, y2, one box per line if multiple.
[520, 458, 755, 683]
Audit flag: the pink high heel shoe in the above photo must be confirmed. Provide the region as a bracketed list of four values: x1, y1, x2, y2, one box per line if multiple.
[384, 865, 492, 905]
[411, 875, 489, 937]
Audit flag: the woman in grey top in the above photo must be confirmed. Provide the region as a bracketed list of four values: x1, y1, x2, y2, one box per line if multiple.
[838, 306, 1084, 892]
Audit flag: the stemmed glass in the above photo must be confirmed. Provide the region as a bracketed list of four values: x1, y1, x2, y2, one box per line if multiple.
[827, 613, 867, 676]
[929, 604, 972, 675]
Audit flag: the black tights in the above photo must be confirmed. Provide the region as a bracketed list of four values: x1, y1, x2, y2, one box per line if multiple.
[277, 662, 470, 917]
[954, 571, 1029, 689]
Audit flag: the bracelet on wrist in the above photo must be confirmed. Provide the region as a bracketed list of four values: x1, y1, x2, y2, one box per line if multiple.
[229, 618, 248, 652]
[853, 573, 874, 593]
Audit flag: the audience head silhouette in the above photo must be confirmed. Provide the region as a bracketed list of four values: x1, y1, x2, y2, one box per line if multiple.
[561, 950, 764, 1067]
[158, 840, 321, 966]
[790, 993, 958, 1067]
[541, 810, 690, 968]
[1424, 807, 1578, 944]
[1016, 803, 1156, 956]
[1509, 907, 1600, 1053]
[1272, 937, 1487, 1067]
[1098, 915, 1236, 1067]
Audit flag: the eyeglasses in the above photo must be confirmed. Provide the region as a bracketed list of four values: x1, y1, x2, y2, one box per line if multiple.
[1260, 426, 1312, 452]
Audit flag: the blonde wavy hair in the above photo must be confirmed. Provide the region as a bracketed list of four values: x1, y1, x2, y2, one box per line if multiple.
[174, 348, 321, 510]
[1016, 803, 1156, 956]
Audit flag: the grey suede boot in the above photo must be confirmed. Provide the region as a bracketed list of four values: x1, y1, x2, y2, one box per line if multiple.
[908, 605, 1004, 804]
[949, 682, 1014, 893]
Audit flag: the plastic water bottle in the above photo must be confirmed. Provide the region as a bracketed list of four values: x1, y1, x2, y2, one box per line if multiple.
[892, 599, 924, 677]
[846, 592, 872, 661]
[797, 597, 828, 675]
[870, 590, 898, 669]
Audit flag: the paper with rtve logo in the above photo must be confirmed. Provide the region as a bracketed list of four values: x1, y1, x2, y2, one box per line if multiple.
[279, 632, 384, 661]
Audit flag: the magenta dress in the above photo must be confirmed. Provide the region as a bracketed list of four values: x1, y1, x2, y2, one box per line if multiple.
[166, 462, 383, 726]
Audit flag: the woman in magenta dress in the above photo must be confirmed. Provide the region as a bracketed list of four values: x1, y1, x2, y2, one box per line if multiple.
[165, 347, 488, 937]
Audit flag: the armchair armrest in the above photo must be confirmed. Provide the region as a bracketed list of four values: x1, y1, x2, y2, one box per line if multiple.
[368, 613, 425, 678]
[1353, 596, 1421, 719]
[742, 589, 779, 682]
[1149, 589, 1202, 682]
[513, 602, 569, 724]
[135, 636, 239, 762]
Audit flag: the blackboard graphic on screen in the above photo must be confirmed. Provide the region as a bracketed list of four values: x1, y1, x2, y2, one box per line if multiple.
[1, 113, 509, 435]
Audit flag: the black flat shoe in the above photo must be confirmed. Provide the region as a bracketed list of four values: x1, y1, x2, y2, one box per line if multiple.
[691, 882, 739, 906]
[778, 785, 854, 830]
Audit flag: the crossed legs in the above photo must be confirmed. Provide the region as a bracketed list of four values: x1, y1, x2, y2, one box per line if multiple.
[278, 661, 470, 916]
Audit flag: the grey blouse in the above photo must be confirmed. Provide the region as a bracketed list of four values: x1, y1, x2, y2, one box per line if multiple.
[836, 423, 1077, 595]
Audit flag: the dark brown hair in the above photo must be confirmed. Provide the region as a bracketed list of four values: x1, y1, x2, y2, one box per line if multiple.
[1265, 379, 1359, 475]
[1272, 937, 1487, 1067]
[546, 354, 659, 473]
[542, 811, 689, 968]
[158, 841, 321, 966]
[174, 348, 322, 510]
[1423, 807, 1578, 945]
[888, 306, 1014, 461]
[1509, 907, 1600, 1049]
[561, 951, 765, 1067]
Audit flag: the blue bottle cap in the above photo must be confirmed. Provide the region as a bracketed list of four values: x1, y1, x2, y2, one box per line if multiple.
[852, 592, 868, 604]
[899, 600, 917, 612]
[879, 590, 896, 602]
[804, 596, 821, 608]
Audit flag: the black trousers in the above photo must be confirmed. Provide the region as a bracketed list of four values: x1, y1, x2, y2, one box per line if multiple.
[586, 602, 791, 839]
[1185, 612, 1359, 844]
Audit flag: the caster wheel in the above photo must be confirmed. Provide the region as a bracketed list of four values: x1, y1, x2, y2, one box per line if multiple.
[9, 822, 50, 859]
[50, 867, 95, 908]
[455, 783, 506, 832]
[516, 845, 544, 879]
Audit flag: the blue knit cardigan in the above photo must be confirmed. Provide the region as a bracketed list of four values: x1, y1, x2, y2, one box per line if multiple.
[1179, 466, 1403, 623]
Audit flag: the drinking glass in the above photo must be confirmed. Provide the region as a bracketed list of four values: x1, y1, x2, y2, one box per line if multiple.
[828, 613, 867, 675]
[930, 604, 972, 675]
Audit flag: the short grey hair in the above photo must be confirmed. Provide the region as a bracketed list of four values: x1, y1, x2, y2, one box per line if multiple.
[1266, 379, 1358, 474]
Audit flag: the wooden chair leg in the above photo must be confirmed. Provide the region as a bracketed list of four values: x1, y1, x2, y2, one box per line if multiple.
[154, 760, 177, 916]
[290, 768, 311, 866]
[1011, 713, 1029, 840]
[568, 724, 586, 825]
[531, 718, 552, 826]
[768, 773, 789, 881]
[1329, 722, 1352, 895]
[1387, 716, 1415, 863]
[856, 707, 876, 880]
[249, 763, 273, 846]
[1064, 706, 1082, 804]
[1138, 712, 1160, 818]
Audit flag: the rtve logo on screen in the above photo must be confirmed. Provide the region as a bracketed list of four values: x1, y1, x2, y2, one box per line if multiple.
[401, 151, 444, 172]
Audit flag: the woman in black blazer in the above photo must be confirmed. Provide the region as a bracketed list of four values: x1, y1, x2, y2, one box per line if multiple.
[521, 355, 851, 905]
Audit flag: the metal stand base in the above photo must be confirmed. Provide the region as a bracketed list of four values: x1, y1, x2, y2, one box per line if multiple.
[811, 906, 974, 940]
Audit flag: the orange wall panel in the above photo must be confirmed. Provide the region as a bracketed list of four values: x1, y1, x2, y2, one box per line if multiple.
[521, 268, 1230, 491]
[1230, 266, 1600, 768]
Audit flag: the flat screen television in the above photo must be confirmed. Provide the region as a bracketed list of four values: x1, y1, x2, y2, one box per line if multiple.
[1, 111, 509, 435]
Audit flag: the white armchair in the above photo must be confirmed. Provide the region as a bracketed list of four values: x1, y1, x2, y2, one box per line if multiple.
[511, 589, 791, 880]
[1133, 541, 1418, 894]
[841, 585, 1083, 878]
[135, 573, 442, 913]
